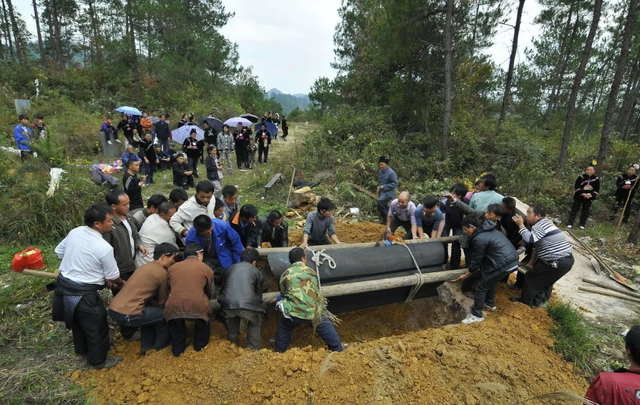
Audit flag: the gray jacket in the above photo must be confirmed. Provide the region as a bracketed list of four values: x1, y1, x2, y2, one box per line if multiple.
[218, 262, 266, 312]
[378, 167, 398, 200]
[217, 132, 234, 152]
[103, 214, 142, 276]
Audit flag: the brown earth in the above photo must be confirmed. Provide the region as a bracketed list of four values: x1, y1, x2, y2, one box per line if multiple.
[77, 291, 588, 405]
[77, 221, 589, 404]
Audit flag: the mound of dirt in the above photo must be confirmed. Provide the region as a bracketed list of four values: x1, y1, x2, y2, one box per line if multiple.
[288, 221, 401, 246]
[78, 289, 588, 405]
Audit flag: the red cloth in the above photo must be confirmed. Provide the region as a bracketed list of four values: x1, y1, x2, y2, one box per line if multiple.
[585, 370, 640, 405]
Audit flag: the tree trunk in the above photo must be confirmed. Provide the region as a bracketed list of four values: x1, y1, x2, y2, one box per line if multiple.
[596, 0, 638, 173]
[86, 0, 103, 65]
[627, 211, 640, 244]
[556, 0, 603, 178]
[32, 0, 45, 65]
[50, 0, 64, 71]
[0, 0, 12, 60]
[616, 59, 640, 139]
[126, 0, 141, 96]
[498, 0, 525, 125]
[442, 0, 453, 161]
[5, 0, 21, 64]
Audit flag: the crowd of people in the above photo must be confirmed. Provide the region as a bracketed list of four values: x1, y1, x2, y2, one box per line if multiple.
[10, 111, 637, 401]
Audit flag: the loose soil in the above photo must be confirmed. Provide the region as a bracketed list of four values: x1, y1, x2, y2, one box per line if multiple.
[77, 220, 590, 405]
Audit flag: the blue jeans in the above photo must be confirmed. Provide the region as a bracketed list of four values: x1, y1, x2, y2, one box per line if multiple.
[109, 307, 169, 353]
[274, 315, 343, 353]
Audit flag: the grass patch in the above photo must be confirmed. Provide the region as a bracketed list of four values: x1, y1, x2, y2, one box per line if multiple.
[546, 301, 598, 374]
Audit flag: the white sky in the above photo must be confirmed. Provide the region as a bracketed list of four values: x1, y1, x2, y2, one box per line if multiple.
[15, 0, 543, 94]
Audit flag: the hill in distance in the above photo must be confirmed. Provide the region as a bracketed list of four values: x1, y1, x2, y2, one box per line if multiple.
[265, 88, 310, 114]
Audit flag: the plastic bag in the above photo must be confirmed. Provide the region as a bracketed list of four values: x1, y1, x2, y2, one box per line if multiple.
[47, 168, 66, 197]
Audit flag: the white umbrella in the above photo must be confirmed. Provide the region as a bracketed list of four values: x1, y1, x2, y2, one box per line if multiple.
[172, 125, 204, 144]
[224, 117, 252, 127]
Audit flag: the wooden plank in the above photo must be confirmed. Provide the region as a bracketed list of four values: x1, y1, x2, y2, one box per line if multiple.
[15, 269, 58, 279]
[257, 235, 461, 257]
[265, 173, 283, 188]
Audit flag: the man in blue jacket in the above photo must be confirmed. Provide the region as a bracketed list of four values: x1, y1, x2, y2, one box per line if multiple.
[455, 215, 519, 325]
[14, 114, 33, 160]
[186, 214, 243, 284]
[377, 156, 397, 223]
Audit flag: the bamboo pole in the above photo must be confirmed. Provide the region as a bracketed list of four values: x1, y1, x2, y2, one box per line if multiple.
[582, 277, 640, 299]
[578, 286, 640, 303]
[615, 177, 638, 238]
[258, 235, 460, 257]
[285, 167, 296, 208]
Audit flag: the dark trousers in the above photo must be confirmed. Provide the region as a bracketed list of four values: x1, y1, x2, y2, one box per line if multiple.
[159, 138, 169, 151]
[568, 198, 592, 227]
[442, 225, 463, 269]
[274, 315, 343, 353]
[72, 294, 110, 366]
[471, 272, 507, 317]
[169, 318, 210, 357]
[236, 151, 247, 169]
[258, 144, 269, 163]
[188, 156, 199, 177]
[144, 161, 156, 184]
[521, 255, 574, 306]
[111, 272, 137, 339]
[109, 307, 169, 353]
[611, 196, 633, 223]
[385, 216, 413, 240]
[461, 270, 480, 292]
[377, 199, 391, 223]
[222, 309, 262, 351]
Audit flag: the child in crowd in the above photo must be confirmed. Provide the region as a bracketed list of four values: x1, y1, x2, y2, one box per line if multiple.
[31, 113, 47, 139]
[567, 164, 600, 230]
[247, 139, 257, 169]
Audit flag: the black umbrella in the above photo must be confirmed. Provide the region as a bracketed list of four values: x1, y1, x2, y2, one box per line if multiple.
[240, 113, 259, 123]
[200, 117, 224, 132]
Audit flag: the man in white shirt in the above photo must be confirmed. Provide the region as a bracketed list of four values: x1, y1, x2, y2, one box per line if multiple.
[135, 202, 178, 267]
[170, 181, 216, 239]
[51, 204, 125, 369]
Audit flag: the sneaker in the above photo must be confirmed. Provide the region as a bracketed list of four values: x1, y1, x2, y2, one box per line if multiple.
[579, 226, 585, 230]
[90, 356, 123, 369]
[566, 225, 572, 229]
[127, 331, 141, 341]
[107, 140, 112, 145]
[484, 304, 497, 312]
[461, 314, 484, 325]
[115, 139, 121, 143]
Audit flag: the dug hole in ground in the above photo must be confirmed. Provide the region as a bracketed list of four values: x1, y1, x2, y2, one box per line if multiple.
[73, 216, 633, 405]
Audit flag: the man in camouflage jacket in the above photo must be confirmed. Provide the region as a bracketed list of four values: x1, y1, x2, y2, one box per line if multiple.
[274, 248, 343, 353]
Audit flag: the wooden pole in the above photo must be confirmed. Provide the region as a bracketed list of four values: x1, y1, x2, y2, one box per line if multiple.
[258, 235, 460, 257]
[615, 178, 639, 238]
[15, 269, 58, 279]
[582, 277, 640, 299]
[579, 286, 640, 303]
[285, 167, 296, 208]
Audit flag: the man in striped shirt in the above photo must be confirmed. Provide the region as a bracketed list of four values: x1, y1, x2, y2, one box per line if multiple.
[511, 204, 574, 306]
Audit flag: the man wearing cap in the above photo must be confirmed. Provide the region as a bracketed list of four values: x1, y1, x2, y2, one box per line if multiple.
[377, 156, 398, 223]
[109, 242, 179, 354]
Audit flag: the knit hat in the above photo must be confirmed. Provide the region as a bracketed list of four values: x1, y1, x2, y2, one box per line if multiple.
[378, 156, 390, 164]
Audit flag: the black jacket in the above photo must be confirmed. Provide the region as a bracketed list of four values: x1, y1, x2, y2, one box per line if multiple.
[616, 173, 638, 200]
[467, 221, 519, 280]
[205, 155, 220, 181]
[218, 262, 266, 313]
[117, 119, 133, 138]
[499, 208, 526, 249]
[255, 129, 271, 146]
[172, 161, 191, 186]
[155, 120, 171, 140]
[573, 174, 600, 200]
[139, 139, 157, 161]
[123, 171, 144, 210]
[256, 216, 289, 247]
[103, 214, 142, 276]
[230, 211, 259, 248]
[183, 138, 203, 159]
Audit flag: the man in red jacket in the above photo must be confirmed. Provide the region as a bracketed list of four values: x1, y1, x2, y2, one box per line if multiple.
[586, 324, 640, 404]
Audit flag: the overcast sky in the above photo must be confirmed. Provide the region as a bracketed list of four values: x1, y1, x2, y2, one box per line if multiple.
[14, 0, 543, 95]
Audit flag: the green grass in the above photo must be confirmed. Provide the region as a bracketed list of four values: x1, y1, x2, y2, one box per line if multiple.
[546, 301, 599, 374]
